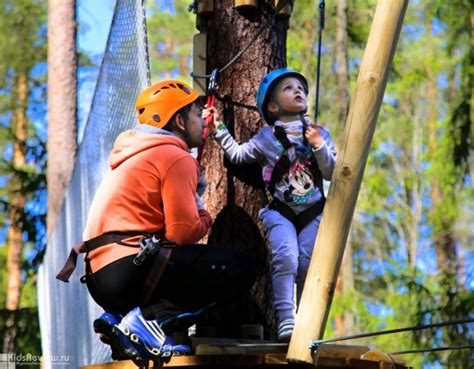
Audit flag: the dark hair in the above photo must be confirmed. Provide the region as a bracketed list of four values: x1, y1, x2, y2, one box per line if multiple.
[162, 103, 193, 131]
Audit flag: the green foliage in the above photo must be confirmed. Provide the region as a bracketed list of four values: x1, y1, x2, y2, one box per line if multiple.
[0, 0, 47, 354]
[289, 0, 472, 367]
[0, 0, 47, 78]
[146, 1, 195, 82]
[0, 308, 42, 356]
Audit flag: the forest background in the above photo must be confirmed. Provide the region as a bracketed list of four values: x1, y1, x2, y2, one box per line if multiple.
[0, 0, 472, 368]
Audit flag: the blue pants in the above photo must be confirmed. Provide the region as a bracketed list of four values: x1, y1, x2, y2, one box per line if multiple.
[259, 207, 321, 324]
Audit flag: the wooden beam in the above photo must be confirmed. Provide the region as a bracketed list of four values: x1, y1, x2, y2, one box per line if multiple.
[193, 33, 207, 96]
[287, 0, 408, 364]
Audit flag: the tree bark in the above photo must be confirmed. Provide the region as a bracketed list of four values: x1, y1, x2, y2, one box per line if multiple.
[199, 0, 288, 339]
[425, 19, 458, 280]
[3, 72, 28, 354]
[47, 0, 77, 236]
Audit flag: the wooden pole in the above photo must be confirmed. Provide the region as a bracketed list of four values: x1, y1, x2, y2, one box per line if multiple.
[287, 0, 408, 364]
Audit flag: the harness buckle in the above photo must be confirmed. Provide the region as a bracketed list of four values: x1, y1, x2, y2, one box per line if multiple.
[133, 236, 161, 266]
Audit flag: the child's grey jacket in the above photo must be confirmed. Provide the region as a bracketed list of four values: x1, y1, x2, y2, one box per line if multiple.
[213, 119, 337, 215]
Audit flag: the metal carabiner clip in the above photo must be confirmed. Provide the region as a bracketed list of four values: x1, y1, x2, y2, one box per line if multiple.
[208, 68, 219, 96]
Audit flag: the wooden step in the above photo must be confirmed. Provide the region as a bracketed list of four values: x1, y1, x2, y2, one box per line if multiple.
[80, 340, 409, 369]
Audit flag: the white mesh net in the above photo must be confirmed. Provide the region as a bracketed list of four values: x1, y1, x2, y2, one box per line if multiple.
[38, 0, 150, 366]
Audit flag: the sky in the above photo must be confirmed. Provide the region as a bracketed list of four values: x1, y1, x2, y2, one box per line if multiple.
[77, 0, 115, 55]
[77, 0, 115, 140]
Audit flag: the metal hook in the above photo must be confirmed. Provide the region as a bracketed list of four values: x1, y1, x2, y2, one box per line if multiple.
[208, 68, 219, 95]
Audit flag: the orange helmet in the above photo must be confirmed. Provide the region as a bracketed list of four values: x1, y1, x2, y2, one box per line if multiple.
[135, 80, 200, 128]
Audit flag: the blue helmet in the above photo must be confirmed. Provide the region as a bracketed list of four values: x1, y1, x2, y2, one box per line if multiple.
[256, 68, 308, 123]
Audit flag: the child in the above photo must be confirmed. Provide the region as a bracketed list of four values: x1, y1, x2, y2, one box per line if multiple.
[204, 68, 337, 342]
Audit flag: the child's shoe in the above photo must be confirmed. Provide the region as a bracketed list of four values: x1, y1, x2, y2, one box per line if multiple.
[277, 318, 295, 343]
[116, 307, 191, 359]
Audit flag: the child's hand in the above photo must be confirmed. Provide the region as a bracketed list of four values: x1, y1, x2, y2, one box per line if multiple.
[202, 105, 222, 133]
[305, 122, 324, 150]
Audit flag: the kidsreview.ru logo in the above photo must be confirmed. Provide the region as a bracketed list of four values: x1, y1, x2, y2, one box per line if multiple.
[1, 353, 71, 367]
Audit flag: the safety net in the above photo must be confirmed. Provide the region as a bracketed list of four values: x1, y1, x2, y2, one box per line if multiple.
[37, 0, 150, 367]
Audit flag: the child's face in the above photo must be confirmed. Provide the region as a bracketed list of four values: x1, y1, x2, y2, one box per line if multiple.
[268, 77, 307, 120]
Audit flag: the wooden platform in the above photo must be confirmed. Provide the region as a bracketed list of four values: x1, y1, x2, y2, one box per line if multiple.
[81, 339, 409, 369]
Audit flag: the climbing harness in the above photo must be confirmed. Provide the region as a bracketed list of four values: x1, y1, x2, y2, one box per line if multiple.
[267, 123, 326, 233]
[197, 68, 219, 163]
[56, 232, 145, 283]
[133, 235, 163, 266]
[56, 232, 175, 283]
[314, 0, 326, 122]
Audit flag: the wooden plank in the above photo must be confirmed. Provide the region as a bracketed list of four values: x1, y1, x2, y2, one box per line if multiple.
[264, 354, 315, 367]
[80, 361, 141, 369]
[379, 361, 410, 369]
[192, 33, 207, 96]
[192, 337, 287, 356]
[360, 350, 406, 365]
[318, 344, 370, 359]
[316, 357, 351, 368]
[264, 354, 288, 365]
[80, 344, 409, 368]
[348, 358, 381, 369]
[214, 355, 264, 366]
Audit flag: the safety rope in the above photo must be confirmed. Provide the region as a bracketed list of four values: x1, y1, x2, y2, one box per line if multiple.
[390, 344, 474, 356]
[314, 0, 325, 122]
[310, 318, 474, 350]
[190, 0, 294, 79]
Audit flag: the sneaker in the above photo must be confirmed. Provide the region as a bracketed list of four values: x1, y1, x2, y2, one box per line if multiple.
[94, 311, 122, 343]
[277, 318, 295, 343]
[93, 311, 130, 360]
[116, 307, 191, 359]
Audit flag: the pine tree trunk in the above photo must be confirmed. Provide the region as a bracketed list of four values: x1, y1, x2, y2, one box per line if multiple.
[334, 0, 355, 339]
[3, 73, 28, 354]
[335, 0, 350, 130]
[425, 20, 458, 280]
[47, 0, 77, 236]
[199, 0, 288, 339]
[425, 18, 461, 355]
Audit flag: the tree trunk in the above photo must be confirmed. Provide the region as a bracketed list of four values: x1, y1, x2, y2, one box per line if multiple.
[334, 0, 355, 339]
[334, 236, 355, 338]
[47, 0, 77, 236]
[199, 0, 288, 339]
[425, 20, 458, 280]
[425, 18, 463, 362]
[3, 72, 28, 354]
[335, 0, 350, 130]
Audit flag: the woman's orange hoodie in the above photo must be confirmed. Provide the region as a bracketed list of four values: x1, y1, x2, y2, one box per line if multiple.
[83, 129, 212, 273]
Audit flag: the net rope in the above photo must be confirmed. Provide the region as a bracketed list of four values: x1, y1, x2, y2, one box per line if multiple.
[38, 0, 150, 367]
